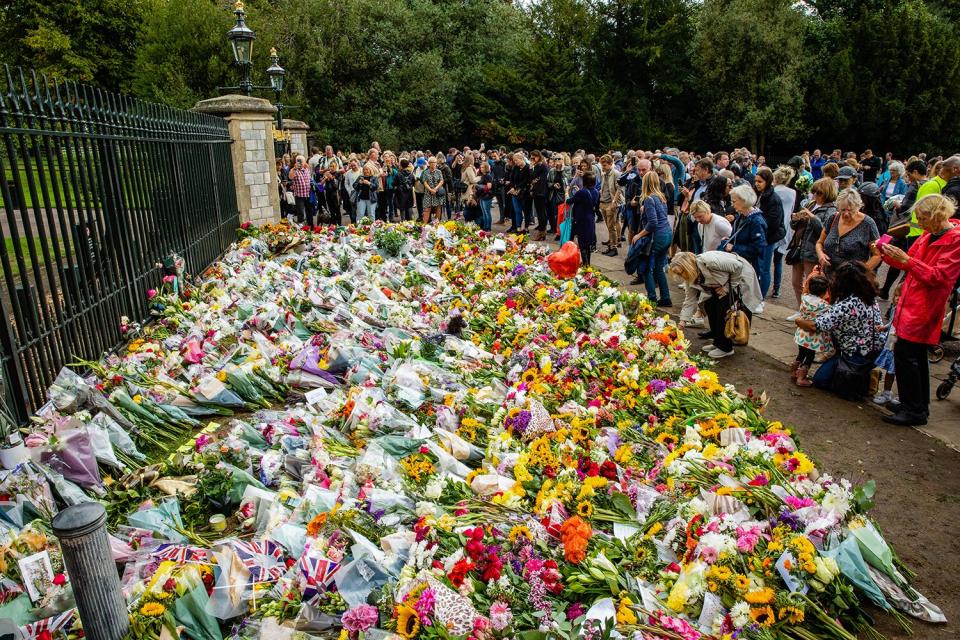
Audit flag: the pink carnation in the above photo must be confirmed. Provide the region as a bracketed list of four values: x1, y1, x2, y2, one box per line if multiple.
[341, 604, 378, 632]
[489, 601, 513, 631]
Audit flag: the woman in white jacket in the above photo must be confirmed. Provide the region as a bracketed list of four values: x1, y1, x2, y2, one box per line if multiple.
[669, 251, 763, 358]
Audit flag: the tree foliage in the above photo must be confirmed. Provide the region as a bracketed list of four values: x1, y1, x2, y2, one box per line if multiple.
[1, 0, 958, 154]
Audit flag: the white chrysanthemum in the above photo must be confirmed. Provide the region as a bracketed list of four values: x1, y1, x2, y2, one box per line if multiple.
[698, 532, 737, 555]
[730, 601, 751, 627]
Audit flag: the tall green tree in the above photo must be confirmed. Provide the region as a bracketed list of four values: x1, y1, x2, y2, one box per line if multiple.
[0, 0, 142, 89]
[804, 0, 960, 154]
[131, 0, 234, 108]
[587, 0, 699, 149]
[695, 0, 807, 153]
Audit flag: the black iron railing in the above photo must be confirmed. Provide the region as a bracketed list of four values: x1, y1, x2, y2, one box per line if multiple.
[0, 66, 239, 421]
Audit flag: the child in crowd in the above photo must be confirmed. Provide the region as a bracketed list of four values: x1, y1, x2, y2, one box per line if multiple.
[872, 286, 900, 405]
[793, 275, 832, 387]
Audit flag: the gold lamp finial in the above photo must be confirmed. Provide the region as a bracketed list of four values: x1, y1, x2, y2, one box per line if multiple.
[234, 1, 244, 12]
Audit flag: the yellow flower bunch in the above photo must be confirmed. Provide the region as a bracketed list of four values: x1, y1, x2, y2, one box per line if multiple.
[745, 587, 775, 604]
[369, 255, 383, 264]
[616, 596, 638, 625]
[614, 444, 633, 464]
[140, 602, 166, 617]
[528, 436, 557, 468]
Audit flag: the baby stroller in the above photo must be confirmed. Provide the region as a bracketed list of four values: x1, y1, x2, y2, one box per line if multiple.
[935, 351, 960, 400]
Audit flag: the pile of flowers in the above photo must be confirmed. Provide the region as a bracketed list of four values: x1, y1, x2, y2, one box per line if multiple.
[0, 219, 944, 640]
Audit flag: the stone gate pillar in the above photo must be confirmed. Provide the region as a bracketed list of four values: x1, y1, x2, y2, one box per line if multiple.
[283, 119, 310, 158]
[193, 95, 279, 225]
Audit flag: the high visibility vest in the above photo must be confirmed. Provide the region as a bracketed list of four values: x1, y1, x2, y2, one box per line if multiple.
[908, 177, 947, 237]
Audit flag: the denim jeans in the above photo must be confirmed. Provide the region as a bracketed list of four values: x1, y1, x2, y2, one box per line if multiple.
[512, 196, 525, 229]
[644, 230, 673, 303]
[479, 199, 493, 231]
[772, 249, 784, 295]
[356, 199, 375, 220]
[758, 243, 776, 298]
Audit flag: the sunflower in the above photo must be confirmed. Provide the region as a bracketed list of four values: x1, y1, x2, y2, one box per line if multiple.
[654, 432, 678, 447]
[576, 500, 594, 518]
[521, 369, 538, 384]
[779, 606, 805, 624]
[750, 606, 776, 627]
[140, 602, 166, 617]
[508, 525, 532, 543]
[571, 425, 590, 443]
[745, 587, 775, 604]
[395, 603, 421, 639]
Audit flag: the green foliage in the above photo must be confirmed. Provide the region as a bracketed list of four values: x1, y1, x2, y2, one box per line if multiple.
[696, 0, 807, 151]
[0, 0, 142, 89]
[804, 0, 960, 154]
[1, 0, 958, 152]
[130, 0, 234, 108]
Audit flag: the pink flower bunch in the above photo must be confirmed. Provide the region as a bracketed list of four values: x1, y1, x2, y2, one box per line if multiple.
[736, 525, 762, 552]
[784, 495, 816, 511]
[341, 603, 378, 632]
[488, 601, 513, 631]
[648, 611, 702, 640]
[414, 588, 435, 625]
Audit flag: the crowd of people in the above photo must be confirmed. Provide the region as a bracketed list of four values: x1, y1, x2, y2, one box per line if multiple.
[275, 142, 960, 428]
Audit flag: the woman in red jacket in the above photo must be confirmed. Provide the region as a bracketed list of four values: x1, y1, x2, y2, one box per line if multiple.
[879, 194, 960, 425]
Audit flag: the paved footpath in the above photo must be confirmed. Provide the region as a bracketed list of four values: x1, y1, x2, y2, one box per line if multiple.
[507, 217, 960, 451]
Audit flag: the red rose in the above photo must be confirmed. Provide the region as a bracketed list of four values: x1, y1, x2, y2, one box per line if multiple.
[52, 573, 66, 586]
[600, 460, 619, 480]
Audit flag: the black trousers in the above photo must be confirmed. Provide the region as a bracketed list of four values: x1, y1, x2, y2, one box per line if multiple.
[893, 338, 930, 417]
[325, 188, 341, 221]
[496, 188, 507, 221]
[533, 195, 549, 231]
[797, 345, 816, 367]
[704, 291, 752, 352]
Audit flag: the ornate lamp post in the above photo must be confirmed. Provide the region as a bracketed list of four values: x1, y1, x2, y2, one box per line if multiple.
[221, 3, 294, 155]
[226, 1, 255, 96]
[266, 48, 286, 131]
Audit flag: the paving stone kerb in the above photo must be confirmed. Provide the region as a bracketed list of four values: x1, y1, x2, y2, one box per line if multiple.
[194, 95, 280, 225]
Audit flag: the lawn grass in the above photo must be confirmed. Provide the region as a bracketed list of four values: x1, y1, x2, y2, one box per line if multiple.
[2, 159, 79, 210]
[3, 236, 68, 279]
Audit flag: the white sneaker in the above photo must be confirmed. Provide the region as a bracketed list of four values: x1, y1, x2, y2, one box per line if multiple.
[754, 302, 765, 315]
[701, 343, 716, 351]
[707, 347, 735, 358]
[786, 312, 800, 321]
[687, 316, 705, 327]
[872, 390, 893, 405]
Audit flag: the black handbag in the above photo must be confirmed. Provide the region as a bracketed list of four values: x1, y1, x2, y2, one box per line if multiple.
[830, 350, 878, 399]
[785, 225, 806, 266]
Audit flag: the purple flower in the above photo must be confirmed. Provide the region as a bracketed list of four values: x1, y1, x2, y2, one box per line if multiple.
[648, 379, 668, 395]
[511, 264, 527, 277]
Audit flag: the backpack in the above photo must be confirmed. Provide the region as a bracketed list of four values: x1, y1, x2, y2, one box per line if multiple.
[396, 171, 414, 193]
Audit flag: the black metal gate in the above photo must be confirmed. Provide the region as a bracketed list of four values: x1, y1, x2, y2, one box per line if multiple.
[0, 66, 239, 421]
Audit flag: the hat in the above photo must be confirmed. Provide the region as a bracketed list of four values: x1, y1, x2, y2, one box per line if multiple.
[858, 182, 880, 198]
[787, 155, 804, 169]
[837, 166, 857, 180]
